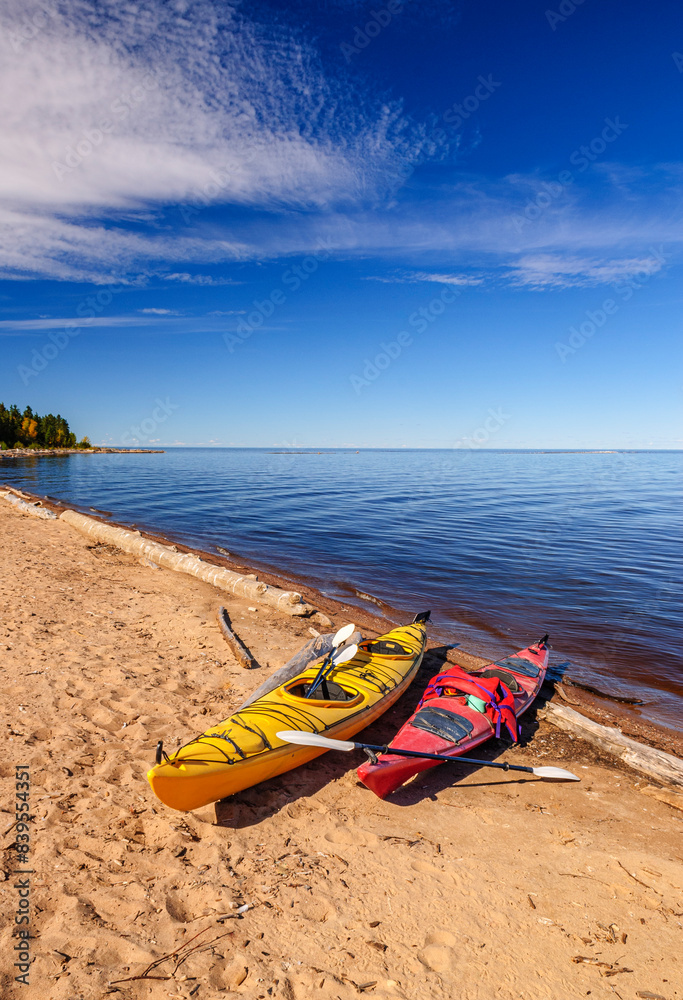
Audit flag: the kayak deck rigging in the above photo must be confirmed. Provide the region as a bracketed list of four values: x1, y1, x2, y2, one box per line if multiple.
[357, 635, 549, 798]
[147, 616, 430, 810]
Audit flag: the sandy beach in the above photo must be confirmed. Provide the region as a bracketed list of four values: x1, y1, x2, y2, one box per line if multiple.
[1, 495, 681, 1000]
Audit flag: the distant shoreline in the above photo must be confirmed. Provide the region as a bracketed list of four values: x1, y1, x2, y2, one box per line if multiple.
[3, 445, 680, 455]
[0, 446, 164, 458]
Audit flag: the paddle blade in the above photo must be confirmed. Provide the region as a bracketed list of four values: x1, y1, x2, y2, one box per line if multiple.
[532, 766, 581, 781]
[332, 623, 356, 647]
[331, 643, 358, 666]
[277, 730, 356, 752]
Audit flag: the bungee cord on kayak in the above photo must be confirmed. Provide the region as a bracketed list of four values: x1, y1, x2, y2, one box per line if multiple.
[147, 615, 430, 810]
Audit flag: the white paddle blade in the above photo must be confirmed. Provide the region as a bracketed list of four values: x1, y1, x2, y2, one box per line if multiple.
[277, 730, 356, 752]
[332, 623, 356, 647]
[331, 643, 358, 666]
[532, 766, 581, 781]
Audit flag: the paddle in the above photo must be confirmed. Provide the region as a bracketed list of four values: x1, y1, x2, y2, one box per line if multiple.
[305, 623, 356, 699]
[276, 730, 580, 781]
[305, 644, 359, 699]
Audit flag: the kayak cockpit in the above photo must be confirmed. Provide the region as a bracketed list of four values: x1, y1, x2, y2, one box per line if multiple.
[285, 680, 361, 703]
[471, 667, 521, 692]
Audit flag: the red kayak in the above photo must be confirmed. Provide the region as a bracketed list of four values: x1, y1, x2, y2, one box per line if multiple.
[357, 635, 549, 798]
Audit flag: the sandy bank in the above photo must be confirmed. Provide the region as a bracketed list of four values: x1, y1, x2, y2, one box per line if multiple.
[0, 497, 681, 999]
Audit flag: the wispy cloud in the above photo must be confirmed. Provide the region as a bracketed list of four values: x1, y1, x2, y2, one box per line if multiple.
[366, 271, 484, 286]
[505, 253, 666, 289]
[0, 312, 244, 334]
[0, 315, 157, 332]
[361, 246, 671, 291]
[0, 206, 249, 284]
[0, 0, 429, 281]
[2, 1, 420, 212]
[162, 273, 243, 286]
[411, 272, 484, 286]
[0, 2, 680, 287]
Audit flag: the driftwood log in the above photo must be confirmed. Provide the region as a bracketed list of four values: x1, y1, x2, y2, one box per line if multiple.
[2, 491, 57, 519]
[563, 675, 645, 705]
[59, 509, 317, 617]
[236, 629, 363, 712]
[217, 607, 255, 670]
[539, 702, 683, 788]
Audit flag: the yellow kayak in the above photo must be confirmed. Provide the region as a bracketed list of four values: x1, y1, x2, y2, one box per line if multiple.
[147, 614, 429, 811]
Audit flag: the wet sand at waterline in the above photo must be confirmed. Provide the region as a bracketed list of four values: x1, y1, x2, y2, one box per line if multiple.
[0, 498, 681, 1000]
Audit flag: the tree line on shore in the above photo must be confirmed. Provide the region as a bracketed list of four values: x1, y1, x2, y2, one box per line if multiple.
[0, 403, 90, 450]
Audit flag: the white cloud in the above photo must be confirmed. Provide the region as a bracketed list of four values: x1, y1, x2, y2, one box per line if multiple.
[0, 315, 155, 332]
[0, 311, 253, 335]
[360, 245, 672, 291]
[364, 271, 483, 285]
[162, 273, 242, 286]
[2, 0, 418, 212]
[0, 1, 680, 287]
[411, 272, 483, 286]
[0, 0, 427, 280]
[505, 253, 666, 289]
[0, 205, 250, 283]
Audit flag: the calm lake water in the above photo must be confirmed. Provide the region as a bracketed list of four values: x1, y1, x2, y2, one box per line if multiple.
[3, 448, 681, 729]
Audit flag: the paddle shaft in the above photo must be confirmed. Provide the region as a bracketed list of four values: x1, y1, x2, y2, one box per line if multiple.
[359, 742, 535, 774]
[306, 643, 358, 698]
[306, 651, 333, 698]
[305, 624, 356, 700]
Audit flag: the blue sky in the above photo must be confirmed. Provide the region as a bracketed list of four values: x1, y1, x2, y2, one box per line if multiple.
[0, 0, 681, 447]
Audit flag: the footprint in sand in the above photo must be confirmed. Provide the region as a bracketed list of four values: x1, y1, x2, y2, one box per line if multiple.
[165, 891, 192, 922]
[324, 824, 360, 845]
[418, 929, 458, 973]
[296, 896, 337, 923]
[410, 858, 457, 887]
[323, 822, 377, 846]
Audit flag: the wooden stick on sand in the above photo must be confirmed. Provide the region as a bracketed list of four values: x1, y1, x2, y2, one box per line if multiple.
[217, 606, 256, 670]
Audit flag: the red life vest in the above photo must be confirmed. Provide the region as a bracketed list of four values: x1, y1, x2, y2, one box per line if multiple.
[418, 665, 518, 741]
